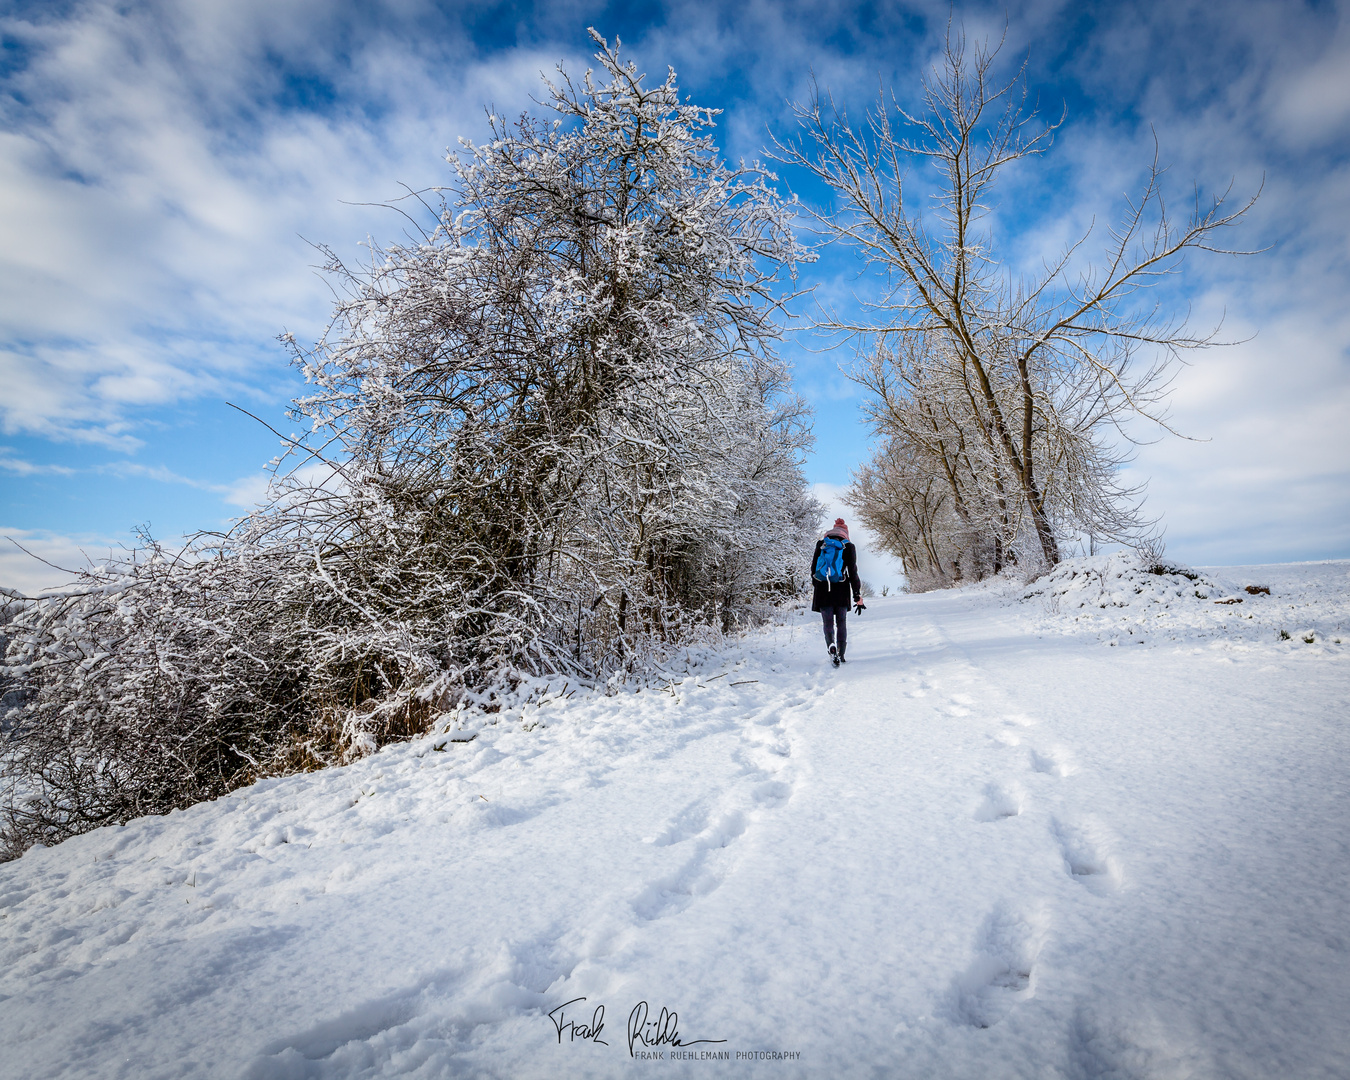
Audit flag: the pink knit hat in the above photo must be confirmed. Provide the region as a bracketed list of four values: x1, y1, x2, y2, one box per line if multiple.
[826, 517, 850, 540]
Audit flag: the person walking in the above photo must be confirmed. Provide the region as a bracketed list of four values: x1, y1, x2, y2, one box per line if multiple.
[811, 518, 864, 667]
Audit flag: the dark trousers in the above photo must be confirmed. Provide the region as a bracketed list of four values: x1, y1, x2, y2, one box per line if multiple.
[821, 606, 848, 654]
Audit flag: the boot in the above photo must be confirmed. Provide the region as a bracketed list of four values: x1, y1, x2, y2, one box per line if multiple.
[829, 642, 840, 668]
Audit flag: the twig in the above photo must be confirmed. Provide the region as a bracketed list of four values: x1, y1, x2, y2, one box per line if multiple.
[226, 402, 353, 482]
[3, 536, 81, 577]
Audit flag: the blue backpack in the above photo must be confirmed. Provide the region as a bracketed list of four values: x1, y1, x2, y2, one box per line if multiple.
[813, 536, 846, 583]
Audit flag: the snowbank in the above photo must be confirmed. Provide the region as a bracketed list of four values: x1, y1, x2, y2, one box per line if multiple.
[1021, 551, 1350, 650]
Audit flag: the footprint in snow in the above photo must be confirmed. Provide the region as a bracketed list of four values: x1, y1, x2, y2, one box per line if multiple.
[1028, 745, 1076, 778]
[1067, 1000, 1209, 1079]
[644, 797, 711, 847]
[751, 780, 792, 806]
[742, 732, 791, 766]
[634, 719, 796, 921]
[734, 745, 792, 801]
[973, 782, 1025, 822]
[243, 982, 427, 1078]
[630, 812, 744, 921]
[950, 903, 1049, 1028]
[631, 863, 719, 921]
[1052, 816, 1122, 895]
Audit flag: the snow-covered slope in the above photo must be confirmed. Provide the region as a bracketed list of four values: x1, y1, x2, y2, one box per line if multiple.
[1022, 551, 1350, 649]
[2, 561, 1348, 1079]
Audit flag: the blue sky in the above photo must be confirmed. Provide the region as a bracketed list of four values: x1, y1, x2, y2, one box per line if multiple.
[2, 0, 1348, 592]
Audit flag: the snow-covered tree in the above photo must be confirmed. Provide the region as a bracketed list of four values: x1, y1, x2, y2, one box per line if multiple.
[776, 30, 1256, 578]
[1, 33, 820, 858]
[284, 31, 816, 670]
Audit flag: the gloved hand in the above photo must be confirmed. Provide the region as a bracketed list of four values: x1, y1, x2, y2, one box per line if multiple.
[854, 599, 866, 615]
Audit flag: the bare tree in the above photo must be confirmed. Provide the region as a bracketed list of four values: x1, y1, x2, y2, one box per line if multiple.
[846, 332, 1014, 586]
[776, 29, 1257, 572]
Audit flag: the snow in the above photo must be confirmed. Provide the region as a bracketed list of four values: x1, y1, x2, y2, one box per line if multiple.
[2, 560, 1348, 1079]
[1021, 551, 1350, 650]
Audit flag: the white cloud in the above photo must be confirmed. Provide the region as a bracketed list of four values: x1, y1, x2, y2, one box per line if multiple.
[0, 450, 75, 476]
[0, 1, 575, 446]
[220, 473, 273, 510]
[1122, 300, 1350, 563]
[0, 527, 127, 595]
[216, 460, 344, 510]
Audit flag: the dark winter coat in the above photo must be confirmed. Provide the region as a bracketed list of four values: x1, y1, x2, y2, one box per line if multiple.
[809, 535, 861, 612]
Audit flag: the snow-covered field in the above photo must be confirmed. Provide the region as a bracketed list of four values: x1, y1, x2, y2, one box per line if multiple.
[2, 560, 1347, 1079]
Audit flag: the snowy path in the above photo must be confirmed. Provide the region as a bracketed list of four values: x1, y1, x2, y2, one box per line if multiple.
[2, 572, 1348, 1078]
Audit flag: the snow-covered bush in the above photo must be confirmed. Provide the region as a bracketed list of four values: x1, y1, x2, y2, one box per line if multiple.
[0, 35, 820, 859]
[0, 545, 308, 857]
